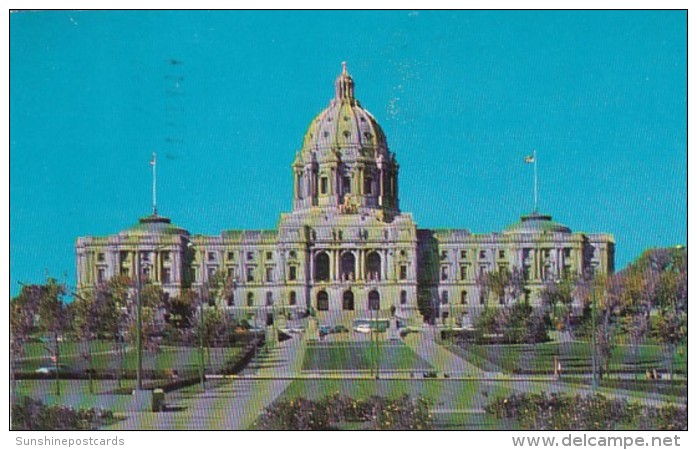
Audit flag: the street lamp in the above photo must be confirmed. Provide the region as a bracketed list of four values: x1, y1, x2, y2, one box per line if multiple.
[591, 277, 598, 390]
[135, 244, 168, 392]
[186, 242, 206, 392]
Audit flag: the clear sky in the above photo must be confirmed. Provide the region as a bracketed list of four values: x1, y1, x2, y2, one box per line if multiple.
[10, 10, 686, 295]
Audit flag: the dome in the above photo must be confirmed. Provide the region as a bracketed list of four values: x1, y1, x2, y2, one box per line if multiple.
[122, 215, 189, 236]
[299, 63, 389, 160]
[503, 212, 571, 234]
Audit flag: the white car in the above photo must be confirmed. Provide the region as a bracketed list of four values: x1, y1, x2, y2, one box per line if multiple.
[354, 324, 372, 334]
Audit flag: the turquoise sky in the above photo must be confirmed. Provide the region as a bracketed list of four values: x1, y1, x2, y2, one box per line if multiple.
[10, 10, 686, 295]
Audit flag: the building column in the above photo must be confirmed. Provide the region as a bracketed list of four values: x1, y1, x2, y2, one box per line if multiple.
[329, 250, 335, 281]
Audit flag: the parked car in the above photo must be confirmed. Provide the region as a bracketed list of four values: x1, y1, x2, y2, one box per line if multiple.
[354, 324, 372, 334]
[35, 364, 73, 375]
[332, 325, 349, 333]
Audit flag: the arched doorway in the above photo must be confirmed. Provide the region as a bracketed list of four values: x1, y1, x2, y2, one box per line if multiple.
[314, 252, 330, 282]
[368, 290, 380, 310]
[366, 251, 381, 281]
[317, 290, 329, 311]
[340, 252, 356, 281]
[342, 290, 355, 310]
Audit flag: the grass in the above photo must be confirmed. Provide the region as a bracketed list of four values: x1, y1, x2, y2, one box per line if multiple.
[18, 341, 245, 377]
[302, 341, 432, 372]
[451, 341, 687, 375]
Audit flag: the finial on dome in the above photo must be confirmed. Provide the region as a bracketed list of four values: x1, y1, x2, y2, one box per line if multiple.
[335, 61, 355, 102]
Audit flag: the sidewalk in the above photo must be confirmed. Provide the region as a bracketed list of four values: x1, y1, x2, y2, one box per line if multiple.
[104, 335, 307, 430]
[403, 326, 491, 377]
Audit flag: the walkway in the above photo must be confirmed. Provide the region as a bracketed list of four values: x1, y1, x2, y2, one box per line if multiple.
[105, 334, 307, 430]
[403, 326, 493, 377]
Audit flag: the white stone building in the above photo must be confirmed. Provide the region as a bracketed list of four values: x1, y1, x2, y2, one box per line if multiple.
[76, 64, 614, 327]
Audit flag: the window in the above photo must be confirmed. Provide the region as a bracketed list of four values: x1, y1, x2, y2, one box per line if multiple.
[208, 267, 216, 279]
[142, 267, 151, 280]
[564, 248, 572, 258]
[289, 291, 297, 306]
[246, 267, 255, 282]
[227, 251, 235, 261]
[442, 311, 450, 321]
[97, 252, 105, 262]
[460, 265, 468, 280]
[440, 250, 448, 260]
[342, 176, 351, 194]
[364, 176, 373, 194]
[162, 268, 171, 284]
[479, 250, 487, 259]
[228, 267, 237, 280]
[141, 252, 150, 263]
[317, 291, 329, 311]
[289, 265, 297, 281]
[342, 290, 354, 311]
[499, 250, 506, 259]
[208, 252, 216, 262]
[266, 292, 273, 306]
[314, 252, 330, 282]
[400, 249, 407, 257]
[399, 265, 408, 280]
[441, 291, 449, 305]
[227, 293, 234, 307]
[461, 290, 468, 305]
[289, 250, 297, 259]
[265, 267, 273, 283]
[247, 252, 254, 261]
[162, 251, 171, 262]
[440, 265, 449, 281]
[320, 177, 328, 194]
[247, 293, 254, 307]
[97, 268, 106, 283]
[266, 251, 273, 260]
[460, 250, 467, 259]
[368, 290, 380, 310]
[400, 290, 407, 305]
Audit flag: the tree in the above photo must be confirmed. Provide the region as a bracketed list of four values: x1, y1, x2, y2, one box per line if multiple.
[124, 282, 168, 353]
[35, 278, 69, 396]
[648, 247, 687, 379]
[478, 267, 526, 306]
[10, 285, 41, 403]
[540, 275, 576, 334]
[73, 282, 120, 393]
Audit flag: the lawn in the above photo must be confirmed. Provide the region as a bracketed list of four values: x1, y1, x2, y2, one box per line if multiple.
[302, 341, 432, 372]
[18, 341, 245, 378]
[448, 341, 687, 376]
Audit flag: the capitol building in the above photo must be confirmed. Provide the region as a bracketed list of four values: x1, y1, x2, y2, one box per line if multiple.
[76, 64, 614, 327]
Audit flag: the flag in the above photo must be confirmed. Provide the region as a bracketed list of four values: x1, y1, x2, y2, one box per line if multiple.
[150, 153, 156, 166]
[524, 155, 535, 163]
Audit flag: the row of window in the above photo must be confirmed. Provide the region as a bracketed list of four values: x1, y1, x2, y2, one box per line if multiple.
[441, 248, 574, 261]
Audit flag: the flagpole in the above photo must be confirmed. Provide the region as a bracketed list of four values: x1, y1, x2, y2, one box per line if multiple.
[152, 152, 157, 216]
[533, 149, 538, 213]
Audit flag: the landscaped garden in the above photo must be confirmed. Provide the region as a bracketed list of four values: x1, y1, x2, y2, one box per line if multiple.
[446, 341, 686, 376]
[302, 341, 432, 372]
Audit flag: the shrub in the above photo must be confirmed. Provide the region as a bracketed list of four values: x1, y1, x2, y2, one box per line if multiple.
[11, 397, 115, 430]
[253, 394, 433, 430]
[485, 392, 686, 431]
